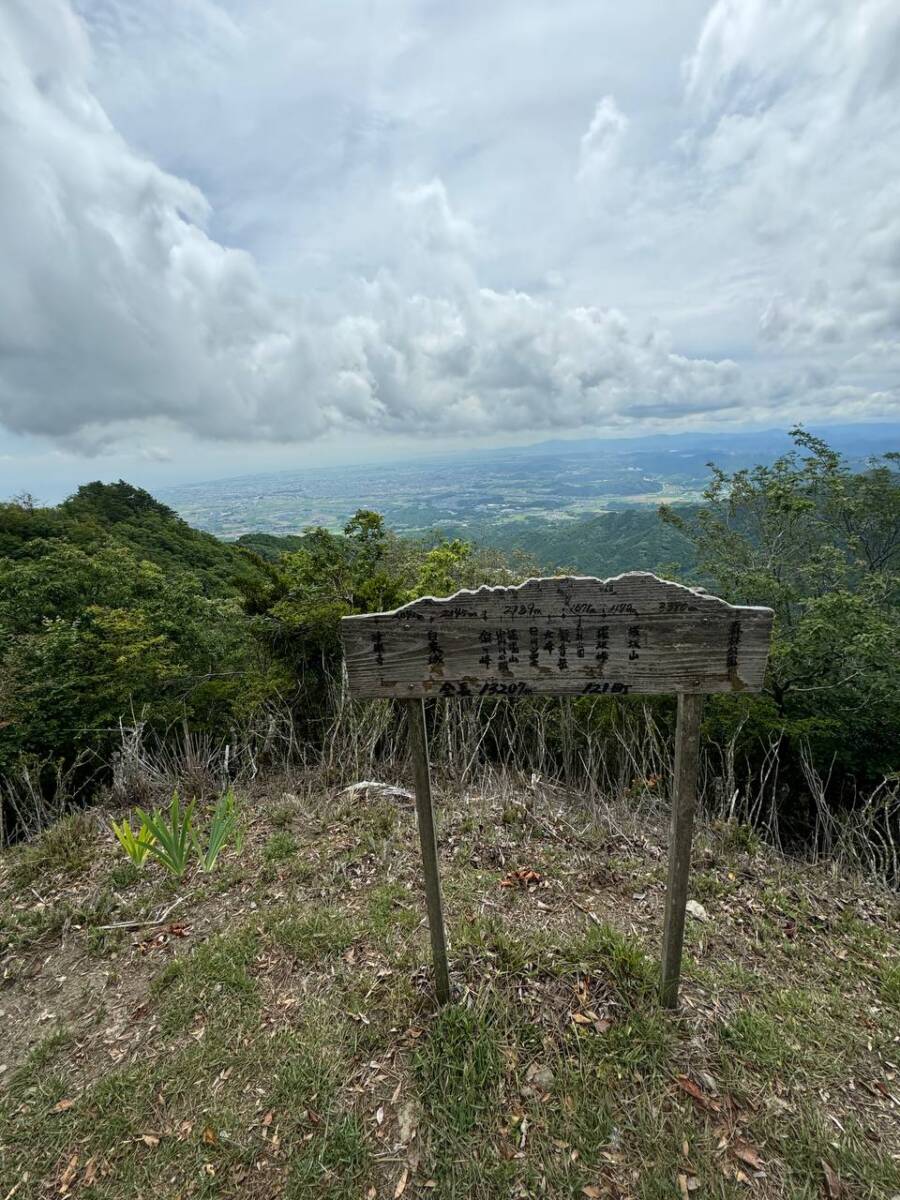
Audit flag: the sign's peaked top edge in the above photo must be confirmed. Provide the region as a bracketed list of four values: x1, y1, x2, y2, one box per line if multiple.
[340, 571, 775, 623]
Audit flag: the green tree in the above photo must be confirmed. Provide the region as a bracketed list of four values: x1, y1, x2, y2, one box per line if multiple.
[0, 538, 265, 779]
[265, 512, 409, 661]
[662, 428, 900, 782]
[416, 539, 474, 596]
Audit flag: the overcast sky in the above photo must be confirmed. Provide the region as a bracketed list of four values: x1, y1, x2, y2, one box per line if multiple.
[1, 0, 899, 497]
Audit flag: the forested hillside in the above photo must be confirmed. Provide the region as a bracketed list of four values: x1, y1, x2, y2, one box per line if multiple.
[0, 489, 533, 836]
[425, 508, 697, 578]
[1, 431, 898, 872]
[0, 482, 258, 594]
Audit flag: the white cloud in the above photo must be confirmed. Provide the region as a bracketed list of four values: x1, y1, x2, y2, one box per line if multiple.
[576, 96, 628, 182]
[682, 0, 900, 364]
[0, 0, 897, 473]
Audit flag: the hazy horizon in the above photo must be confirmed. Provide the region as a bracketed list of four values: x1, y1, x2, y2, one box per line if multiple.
[4, 419, 898, 509]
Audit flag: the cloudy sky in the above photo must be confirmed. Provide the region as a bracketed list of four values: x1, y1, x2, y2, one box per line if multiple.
[1, 0, 899, 496]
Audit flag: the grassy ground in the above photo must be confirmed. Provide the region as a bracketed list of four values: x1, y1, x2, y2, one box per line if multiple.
[0, 770, 898, 1199]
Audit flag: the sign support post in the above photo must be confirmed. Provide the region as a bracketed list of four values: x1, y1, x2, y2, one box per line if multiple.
[404, 698, 451, 1005]
[660, 692, 703, 1008]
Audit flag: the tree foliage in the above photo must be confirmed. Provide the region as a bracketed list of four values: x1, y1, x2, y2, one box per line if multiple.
[246, 512, 539, 691]
[0, 536, 263, 778]
[0, 484, 537, 815]
[662, 428, 900, 781]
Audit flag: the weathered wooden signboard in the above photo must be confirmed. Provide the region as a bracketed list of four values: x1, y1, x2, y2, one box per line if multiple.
[341, 574, 774, 1007]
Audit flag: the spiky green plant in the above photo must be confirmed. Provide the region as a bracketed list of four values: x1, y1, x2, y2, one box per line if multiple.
[110, 815, 156, 866]
[195, 789, 240, 872]
[135, 791, 195, 879]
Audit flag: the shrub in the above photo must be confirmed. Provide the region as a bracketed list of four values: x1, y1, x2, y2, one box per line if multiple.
[11, 810, 96, 884]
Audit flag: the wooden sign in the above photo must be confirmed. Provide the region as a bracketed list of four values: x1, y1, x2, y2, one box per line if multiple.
[342, 573, 773, 699]
[341, 574, 774, 1009]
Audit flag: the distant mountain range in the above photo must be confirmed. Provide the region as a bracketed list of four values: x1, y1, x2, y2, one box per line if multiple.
[502, 422, 899, 459]
[158, 422, 899, 542]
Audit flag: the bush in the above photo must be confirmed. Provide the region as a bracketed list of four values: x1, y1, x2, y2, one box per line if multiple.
[11, 810, 96, 884]
[663, 428, 900, 801]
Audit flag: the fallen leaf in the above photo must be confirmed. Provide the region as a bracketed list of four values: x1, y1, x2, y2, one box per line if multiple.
[394, 1166, 409, 1197]
[686, 900, 708, 921]
[58, 1153, 79, 1194]
[52, 1099, 75, 1113]
[525, 1063, 555, 1091]
[674, 1074, 721, 1113]
[140, 1134, 160, 1148]
[499, 868, 543, 888]
[375, 1106, 385, 1126]
[82, 1157, 97, 1186]
[822, 1159, 844, 1198]
[732, 1140, 764, 1171]
[696, 1069, 719, 1095]
[397, 1101, 419, 1144]
[675, 1075, 704, 1100]
[582, 1187, 603, 1198]
[202, 1127, 217, 1145]
[261, 1110, 274, 1127]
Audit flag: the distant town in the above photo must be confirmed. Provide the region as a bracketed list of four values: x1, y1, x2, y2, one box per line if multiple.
[158, 423, 898, 540]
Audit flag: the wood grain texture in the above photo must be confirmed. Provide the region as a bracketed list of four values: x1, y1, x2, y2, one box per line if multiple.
[341, 573, 774, 699]
[404, 699, 451, 1004]
[660, 693, 703, 1009]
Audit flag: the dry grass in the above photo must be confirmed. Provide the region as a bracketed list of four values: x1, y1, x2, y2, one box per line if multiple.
[0, 767, 897, 1199]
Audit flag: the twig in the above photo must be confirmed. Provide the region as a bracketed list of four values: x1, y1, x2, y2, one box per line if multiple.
[96, 896, 185, 931]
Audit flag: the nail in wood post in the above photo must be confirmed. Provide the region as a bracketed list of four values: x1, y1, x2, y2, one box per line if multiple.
[404, 698, 451, 1005]
[660, 692, 704, 1009]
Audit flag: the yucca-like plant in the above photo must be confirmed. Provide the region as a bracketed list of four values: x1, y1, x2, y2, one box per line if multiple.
[110, 814, 156, 865]
[195, 788, 240, 872]
[135, 790, 196, 879]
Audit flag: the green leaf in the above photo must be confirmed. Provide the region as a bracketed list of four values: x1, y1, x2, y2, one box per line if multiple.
[135, 790, 195, 878]
[110, 815, 155, 866]
[197, 788, 238, 872]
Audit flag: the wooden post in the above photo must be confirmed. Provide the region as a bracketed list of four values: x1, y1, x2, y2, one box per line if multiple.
[660, 692, 704, 1009]
[404, 698, 451, 1005]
